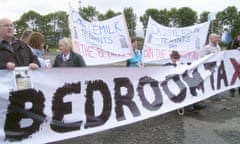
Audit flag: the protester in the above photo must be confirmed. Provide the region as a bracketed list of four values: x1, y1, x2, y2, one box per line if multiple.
[165, 50, 182, 114]
[164, 50, 206, 112]
[53, 37, 86, 67]
[20, 30, 33, 44]
[228, 32, 240, 50]
[201, 33, 225, 101]
[164, 50, 181, 67]
[126, 38, 143, 67]
[200, 33, 221, 57]
[28, 32, 48, 68]
[227, 32, 240, 97]
[0, 18, 39, 70]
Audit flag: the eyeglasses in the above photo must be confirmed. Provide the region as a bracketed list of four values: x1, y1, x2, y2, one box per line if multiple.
[0, 24, 14, 28]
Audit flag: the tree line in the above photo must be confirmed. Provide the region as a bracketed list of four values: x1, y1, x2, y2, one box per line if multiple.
[13, 6, 240, 47]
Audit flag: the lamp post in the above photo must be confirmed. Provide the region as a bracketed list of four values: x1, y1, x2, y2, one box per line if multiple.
[79, 0, 82, 9]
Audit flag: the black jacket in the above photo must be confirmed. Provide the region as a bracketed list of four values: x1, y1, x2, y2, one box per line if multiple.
[164, 62, 177, 67]
[53, 51, 86, 67]
[0, 38, 40, 69]
[228, 39, 240, 50]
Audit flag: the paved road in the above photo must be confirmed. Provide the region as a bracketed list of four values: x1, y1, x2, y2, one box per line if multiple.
[45, 52, 240, 144]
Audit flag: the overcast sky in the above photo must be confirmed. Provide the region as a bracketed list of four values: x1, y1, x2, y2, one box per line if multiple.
[1, 0, 240, 20]
[1, 0, 239, 36]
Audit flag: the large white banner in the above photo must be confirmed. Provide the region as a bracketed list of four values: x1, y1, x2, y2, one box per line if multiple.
[69, 8, 133, 65]
[143, 17, 210, 63]
[0, 50, 240, 143]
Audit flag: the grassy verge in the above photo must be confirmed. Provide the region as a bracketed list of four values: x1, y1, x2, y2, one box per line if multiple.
[47, 48, 58, 53]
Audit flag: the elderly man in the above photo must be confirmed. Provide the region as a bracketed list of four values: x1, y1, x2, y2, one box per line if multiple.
[201, 33, 221, 57]
[0, 18, 39, 70]
[201, 33, 225, 102]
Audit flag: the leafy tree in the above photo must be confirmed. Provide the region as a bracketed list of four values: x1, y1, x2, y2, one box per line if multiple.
[14, 10, 42, 37]
[20, 10, 42, 31]
[177, 7, 197, 27]
[140, 8, 159, 35]
[79, 6, 99, 22]
[158, 8, 169, 26]
[43, 11, 70, 47]
[40, 14, 54, 38]
[209, 12, 222, 34]
[199, 11, 210, 23]
[217, 6, 239, 38]
[123, 7, 137, 37]
[198, 11, 213, 39]
[14, 10, 70, 47]
[98, 10, 121, 20]
[13, 20, 28, 38]
[231, 12, 240, 38]
[53, 11, 70, 38]
[13, 5, 240, 48]
[168, 8, 178, 27]
[139, 14, 148, 36]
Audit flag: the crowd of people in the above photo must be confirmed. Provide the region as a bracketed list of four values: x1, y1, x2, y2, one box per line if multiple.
[126, 31, 240, 112]
[0, 18, 86, 70]
[0, 18, 39, 70]
[1, 17, 240, 113]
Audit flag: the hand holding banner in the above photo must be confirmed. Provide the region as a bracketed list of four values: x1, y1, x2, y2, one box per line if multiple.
[143, 17, 210, 63]
[0, 50, 240, 143]
[69, 8, 133, 65]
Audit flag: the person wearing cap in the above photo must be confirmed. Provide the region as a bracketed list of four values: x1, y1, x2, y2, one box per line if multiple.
[228, 32, 240, 97]
[164, 50, 207, 111]
[164, 50, 181, 67]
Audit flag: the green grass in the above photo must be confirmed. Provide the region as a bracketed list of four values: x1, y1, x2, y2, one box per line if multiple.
[47, 47, 58, 53]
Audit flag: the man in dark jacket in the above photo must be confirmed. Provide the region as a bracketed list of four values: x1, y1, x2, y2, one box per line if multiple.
[228, 32, 240, 50]
[0, 18, 39, 70]
[228, 32, 240, 97]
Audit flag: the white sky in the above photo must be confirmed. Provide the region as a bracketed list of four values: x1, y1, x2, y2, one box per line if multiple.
[1, 0, 239, 36]
[1, 0, 239, 20]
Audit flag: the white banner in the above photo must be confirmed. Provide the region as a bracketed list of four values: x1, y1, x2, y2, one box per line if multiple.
[69, 8, 133, 65]
[143, 17, 210, 63]
[0, 50, 240, 143]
